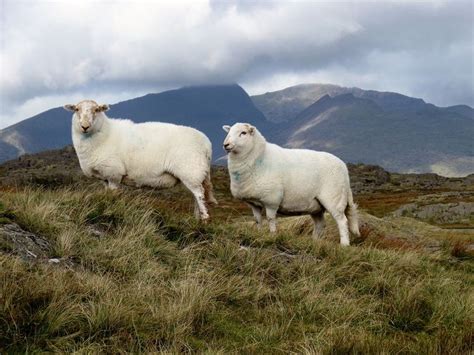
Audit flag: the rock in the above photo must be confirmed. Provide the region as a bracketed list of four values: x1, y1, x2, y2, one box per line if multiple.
[0, 223, 52, 260]
[392, 202, 474, 225]
[87, 224, 108, 238]
[349, 164, 391, 193]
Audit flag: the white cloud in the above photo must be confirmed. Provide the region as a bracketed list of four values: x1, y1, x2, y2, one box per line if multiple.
[0, 0, 472, 128]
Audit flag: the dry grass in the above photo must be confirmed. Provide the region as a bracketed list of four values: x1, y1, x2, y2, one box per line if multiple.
[0, 186, 473, 353]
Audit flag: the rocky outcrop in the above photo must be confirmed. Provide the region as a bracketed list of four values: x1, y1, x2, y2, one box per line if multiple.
[0, 222, 77, 266]
[392, 202, 474, 225]
[348, 164, 391, 193]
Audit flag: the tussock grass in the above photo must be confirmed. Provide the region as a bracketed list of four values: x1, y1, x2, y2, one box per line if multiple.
[0, 186, 473, 353]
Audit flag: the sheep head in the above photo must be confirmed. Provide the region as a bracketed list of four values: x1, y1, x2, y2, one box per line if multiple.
[222, 123, 256, 154]
[64, 100, 109, 134]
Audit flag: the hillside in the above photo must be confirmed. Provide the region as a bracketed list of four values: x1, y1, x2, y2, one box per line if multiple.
[1, 146, 473, 227]
[0, 148, 473, 352]
[266, 91, 474, 176]
[251, 83, 473, 123]
[251, 83, 348, 123]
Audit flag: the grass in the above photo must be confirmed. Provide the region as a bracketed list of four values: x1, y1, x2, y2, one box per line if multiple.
[0, 185, 473, 353]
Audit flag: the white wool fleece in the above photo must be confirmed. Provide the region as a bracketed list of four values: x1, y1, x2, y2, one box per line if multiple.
[223, 122, 359, 245]
[65, 100, 216, 220]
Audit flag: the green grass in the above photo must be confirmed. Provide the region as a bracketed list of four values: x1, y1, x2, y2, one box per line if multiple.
[0, 186, 473, 353]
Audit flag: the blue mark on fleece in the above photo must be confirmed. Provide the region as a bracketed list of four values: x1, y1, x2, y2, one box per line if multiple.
[256, 158, 263, 167]
[232, 171, 241, 182]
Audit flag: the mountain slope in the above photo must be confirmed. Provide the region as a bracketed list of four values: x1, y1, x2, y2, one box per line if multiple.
[0, 108, 73, 163]
[0, 84, 267, 162]
[251, 83, 348, 123]
[251, 83, 471, 123]
[444, 104, 474, 119]
[270, 93, 474, 176]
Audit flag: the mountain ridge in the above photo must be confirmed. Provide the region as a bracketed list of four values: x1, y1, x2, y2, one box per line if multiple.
[260, 89, 474, 176]
[250, 83, 447, 123]
[1, 83, 473, 176]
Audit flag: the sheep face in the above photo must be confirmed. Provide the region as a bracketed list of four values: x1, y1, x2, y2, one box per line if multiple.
[64, 100, 109, 134]
[222, 123, 256, 155]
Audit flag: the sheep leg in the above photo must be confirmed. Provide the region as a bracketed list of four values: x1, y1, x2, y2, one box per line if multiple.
[203, 172, 218, 205]
[193, 201, 201, 220]
[265, 206, 278, 233]
[311, 211, 325, 240]
[106, 178, 121, 190]
[329, 210, 350, 246]
[182, 182, 209, 221]
[95, 166, 123, 190]
[248, 203, 263, 228]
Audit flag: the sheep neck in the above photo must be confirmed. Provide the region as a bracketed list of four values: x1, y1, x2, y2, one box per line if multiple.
[228, 132, 266, 183]
[73, 115, 111, 156]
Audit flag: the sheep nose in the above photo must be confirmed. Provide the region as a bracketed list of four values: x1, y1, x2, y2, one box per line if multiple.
[224, 143, 230, 149]
[81, 125, 89, 132]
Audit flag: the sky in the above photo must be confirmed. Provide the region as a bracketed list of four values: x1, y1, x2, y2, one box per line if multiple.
[0, 0, 473, 128]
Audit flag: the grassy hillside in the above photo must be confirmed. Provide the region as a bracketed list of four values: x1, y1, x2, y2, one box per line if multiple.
[1, 177, 473, 352]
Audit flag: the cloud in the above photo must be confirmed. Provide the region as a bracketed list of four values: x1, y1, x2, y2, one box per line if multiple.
[1, 0, 472, 128]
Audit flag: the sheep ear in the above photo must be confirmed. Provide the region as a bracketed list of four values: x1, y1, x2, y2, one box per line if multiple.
[96, 104, 110, 112]
[64, 104, 77, 112]
[248, 125, 255, 135]
[222, 125, 231, 133]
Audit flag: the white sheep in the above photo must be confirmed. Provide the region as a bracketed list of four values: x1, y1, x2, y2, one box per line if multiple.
[222, 123, 359, 245]
[64, 100, 217, 221]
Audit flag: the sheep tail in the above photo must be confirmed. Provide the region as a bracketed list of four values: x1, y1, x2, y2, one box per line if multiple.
[345, 189, 360, 236]
[203, 171, 218, 205]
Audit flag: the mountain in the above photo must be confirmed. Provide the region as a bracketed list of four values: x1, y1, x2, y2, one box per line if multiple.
[0, 84, 267, 162]
[267, 92, 474, 176]
[252, 83, 348, 123]
[251, 83, 473, 123]
[1, 83, 473, 176]
[444, 104, 474, 119]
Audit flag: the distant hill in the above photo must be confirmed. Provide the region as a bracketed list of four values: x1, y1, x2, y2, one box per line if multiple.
[0, 84, 267, 162]
[252, 84, 474, 176]
[1, 83, 473, 176]
[0, 107, 73, 163]
[251, 83, 473, 123]
[252, 83, 347, 123]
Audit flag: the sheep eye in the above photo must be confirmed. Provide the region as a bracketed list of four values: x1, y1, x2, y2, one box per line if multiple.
[240, 131, 247, 136]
